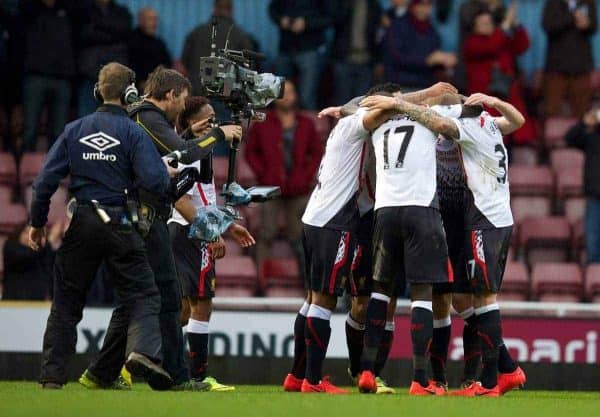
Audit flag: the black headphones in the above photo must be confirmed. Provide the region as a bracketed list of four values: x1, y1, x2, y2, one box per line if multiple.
[93, 69, 139, 105]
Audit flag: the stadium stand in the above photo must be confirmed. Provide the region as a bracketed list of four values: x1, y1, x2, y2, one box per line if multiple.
[543, 117, 578, 149]
[510, 165, 553, 224]
[520, 216, 571, 267]
[0, 153, 17, 185]
[531, 262, 583, 302]
[0, 204, 28, 234]
[258, 258, 303, 297]
[19, 152, 46, 185]
[584, 264, 600, 303]
[215, 255, 258, 297]
[499, 261, 530, 301]
[510, 146, 538, 166]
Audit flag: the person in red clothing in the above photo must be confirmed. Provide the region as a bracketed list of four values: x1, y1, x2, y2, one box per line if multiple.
[245, 80, 323, 274]
[463, 5, 536, 145]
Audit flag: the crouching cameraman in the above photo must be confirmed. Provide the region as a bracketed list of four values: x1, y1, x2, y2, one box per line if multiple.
[82, 67, 243, 391]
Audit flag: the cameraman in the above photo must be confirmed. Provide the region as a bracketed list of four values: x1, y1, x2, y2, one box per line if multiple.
[32, 62, 173, 390]
[169, 96, 255, 391]
[84, 67, 243, 391]
[566, 107, 600, 264]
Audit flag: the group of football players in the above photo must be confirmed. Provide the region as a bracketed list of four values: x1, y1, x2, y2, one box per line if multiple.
[282, 81, 528, 397]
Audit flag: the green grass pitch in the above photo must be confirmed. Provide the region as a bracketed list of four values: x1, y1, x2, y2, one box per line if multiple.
[1, 382, 599, 417]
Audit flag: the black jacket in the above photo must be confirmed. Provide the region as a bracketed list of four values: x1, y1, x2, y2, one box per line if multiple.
[128, 27, 172, 83]
[543, 0, 597, 74]
[330, 0, 382, 63]
[31, 104, 170, 227]
[566, 122, 600, 197]
[20, 0, 77, 78]
[269, 0, 332, 52]
[129, 101, 225, 164]
[78, 0, 132, 78]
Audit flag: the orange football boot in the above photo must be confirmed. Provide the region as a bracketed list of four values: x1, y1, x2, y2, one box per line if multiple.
[283, 374, 303, 392]
[357, 370, 377, 393]
[498, 366, 526, 394]
[409, 380, 447, 396]
[300, 376, 349, 394]
[451, 381, 500, 397]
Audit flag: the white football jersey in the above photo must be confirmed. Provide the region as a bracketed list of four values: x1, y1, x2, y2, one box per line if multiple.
[169, 160, 217, 226]
[371, 113, 439, 210]
[302, 109, 369, 229]
[450, 110, 513, 228]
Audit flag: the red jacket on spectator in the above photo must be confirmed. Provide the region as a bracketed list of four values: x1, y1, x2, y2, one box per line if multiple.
[463, 27, 537, 145]
[245, 110, 323, 198]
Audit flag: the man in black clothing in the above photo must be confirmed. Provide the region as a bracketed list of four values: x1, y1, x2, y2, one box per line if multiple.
[330, 0, 382, 105]
[78, 0, 132, 116]
[128, 7, 171, 89]
[269, 0, 332, 110]
[84, 67, 242, 391]
[31, 62, 174, 390]
[566, 107, 600, 263]
[20, 0, 77, 152]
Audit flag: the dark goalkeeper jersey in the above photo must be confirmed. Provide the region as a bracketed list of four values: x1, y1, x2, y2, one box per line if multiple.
[436, 136, 467, 213]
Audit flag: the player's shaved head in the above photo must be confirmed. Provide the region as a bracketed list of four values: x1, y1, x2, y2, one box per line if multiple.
[365, 83, 402, 97]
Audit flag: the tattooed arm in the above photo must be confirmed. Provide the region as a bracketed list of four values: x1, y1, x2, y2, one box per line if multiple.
[360, 95, 460, 138]
[397, 82, 458, 104]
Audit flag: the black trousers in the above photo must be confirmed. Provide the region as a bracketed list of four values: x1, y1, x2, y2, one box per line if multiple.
[39, 206, 162, 385]
[88, 219, 189, 384]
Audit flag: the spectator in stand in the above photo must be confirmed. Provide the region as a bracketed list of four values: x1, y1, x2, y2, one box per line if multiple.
[182, 0, 254, 96]
[77, 0, 132, 116]
[566, 107, 600, 263]
[459, 0, 507, 41]
[128, 7, 171, 91]
[543, 0, 597, 118]
[268, 0, 332, 110]
[20, 0, 77, 153]
[381, 0, 456, 91]
[2, 221, 64, 300]
[463, 7, 536, 145]
[382, 0, 408, 26]
[330, 0, 382, 105]
[245, 80, 323, 275]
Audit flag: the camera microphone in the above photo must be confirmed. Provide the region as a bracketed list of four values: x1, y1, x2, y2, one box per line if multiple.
[242, 49, 266, 62]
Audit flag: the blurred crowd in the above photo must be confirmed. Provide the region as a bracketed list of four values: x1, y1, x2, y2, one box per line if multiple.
[0, 0, 599, 303]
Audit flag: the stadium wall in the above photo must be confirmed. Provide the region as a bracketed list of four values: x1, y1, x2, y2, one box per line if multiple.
[1, 302, 599, 389]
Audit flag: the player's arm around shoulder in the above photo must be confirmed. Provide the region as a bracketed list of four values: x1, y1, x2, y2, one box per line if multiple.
[464, 93, 525, 135]
[360, 95, 460, 139]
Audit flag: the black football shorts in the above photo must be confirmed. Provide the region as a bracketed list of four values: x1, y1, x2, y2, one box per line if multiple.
[373, 206, 451, 290]
[169, 222, 216, 299]
[465, 226, 512, 294]
[303, 223, 354, 297]
[433, 206, 470, 295]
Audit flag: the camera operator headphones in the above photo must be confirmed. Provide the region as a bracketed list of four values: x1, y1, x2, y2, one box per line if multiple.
[93, 69, 139, 105]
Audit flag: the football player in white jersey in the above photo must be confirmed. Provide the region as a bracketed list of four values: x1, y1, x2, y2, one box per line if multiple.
[168, 96, 255, 391]
[361, 92, 526, 396]
[355, 101, 454, 397]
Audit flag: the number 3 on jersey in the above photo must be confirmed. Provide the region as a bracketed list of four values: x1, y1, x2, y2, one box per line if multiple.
[382, 126, 414, 169]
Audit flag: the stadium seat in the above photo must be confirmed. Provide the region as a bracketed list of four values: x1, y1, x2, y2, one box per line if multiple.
[299, 110, 332, 143]
[0, 185, 12, 204]
[223, 238, 244, 256]
[543, 117, 577, 148]
[555, 167, 583, 199]
[520, 216, 571, 266]
[509, 165, 553, 197]
[531, 262, 583, 301]
[563, 197, 585, 224]
[572, 218, 586, 264]
[259, 258, 303, 297]
[510, 146, 538, 166]
[271, 239, 295, 258]
[239, 205, 261, 235]
[0, 203, 28, 234]
[19, 152, 47, 185]
[216, 255, 258, 295]
[0, 152, 17, 185]
[511, 196, 552, 224]
[550, 148, 584, 174]
[501, 262, 530, 300]
[584, 264, 600, 301]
